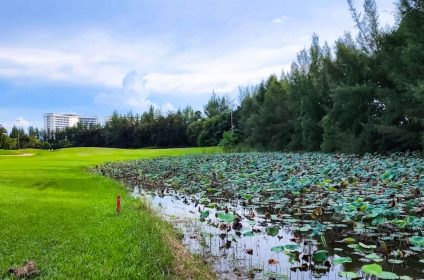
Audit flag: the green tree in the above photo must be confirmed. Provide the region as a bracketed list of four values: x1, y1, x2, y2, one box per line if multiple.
[219, 129, 241, 152]
[203, 92, 230, 118]
[0, 127, 15, 149]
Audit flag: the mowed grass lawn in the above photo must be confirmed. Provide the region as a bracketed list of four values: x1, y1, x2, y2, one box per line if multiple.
[0, 147, 218, 279]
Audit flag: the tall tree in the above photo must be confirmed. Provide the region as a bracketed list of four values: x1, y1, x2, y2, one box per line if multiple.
[203, 92, 230, 118]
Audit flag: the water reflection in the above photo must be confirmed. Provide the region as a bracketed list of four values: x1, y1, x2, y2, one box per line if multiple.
[130, 186, 422, 280]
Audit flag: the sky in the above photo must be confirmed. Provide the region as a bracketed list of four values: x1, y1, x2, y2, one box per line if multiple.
[0, 0, 397, 131]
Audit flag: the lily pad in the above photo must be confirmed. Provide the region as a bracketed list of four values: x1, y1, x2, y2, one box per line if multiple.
[365, 253, 384, 262]
[200, 210, 209, 220]
[313, 250, 328, 262]
[333, 257, 352, 265]
[338, 271, 359, 279]
[409, 236, 424, 247]
[378, 271, 399, 279]
[217, 212, 235, 223]
[359, 242, 376, 249]
[387, 259, 403, 264]
[266, 226, 279, 237]
[283, 244, 301, 252]
[271, 245, 285, 252]
[362, 263, 382, 276]
[242, 230, 254, 237]
[344, 237, 356, 244]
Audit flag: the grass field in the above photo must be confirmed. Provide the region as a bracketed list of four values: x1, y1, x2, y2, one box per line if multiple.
[0, 147, 218, 279]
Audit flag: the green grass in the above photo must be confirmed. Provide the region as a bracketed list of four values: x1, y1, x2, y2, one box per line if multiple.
[0, 147, 219, 279]
[0, 149, 38, 155]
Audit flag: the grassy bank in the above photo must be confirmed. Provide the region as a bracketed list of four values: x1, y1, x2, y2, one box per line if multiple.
[0, 147, 218, 279]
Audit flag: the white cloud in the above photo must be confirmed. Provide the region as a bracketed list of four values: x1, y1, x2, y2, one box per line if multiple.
[160, 102, 176, 113]
[16, 117, 30, 128]
[0, 0, 397, 102]
[95, 71, 155, 111]
[0, 31, 171, 88]
[144, 46, 298, 96]
[272, 16, 288, 24]
[0, 107, 47, 132]
[95, 71, 175, 113]
[0, 46, 121, 87]
[0, 32, 297, 100]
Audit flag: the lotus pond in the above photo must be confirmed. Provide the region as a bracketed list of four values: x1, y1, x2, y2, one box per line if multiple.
[96, 152, 424, 280]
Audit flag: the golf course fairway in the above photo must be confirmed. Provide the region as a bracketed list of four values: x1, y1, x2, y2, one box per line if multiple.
[0, 147, 217, 279]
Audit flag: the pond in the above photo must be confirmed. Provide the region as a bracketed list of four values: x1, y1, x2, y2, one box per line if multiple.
[97, 152, 424, 280]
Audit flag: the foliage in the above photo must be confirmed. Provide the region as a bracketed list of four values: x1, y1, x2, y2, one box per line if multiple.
[218, 130, 240, 152]
[10, 98, 231, 150]
[203, 92, 231, 118]
[233, 1, 423, 153]
[362, 263, 383, 276]
[0, 127, 15, 149]
[196, 112, 231, 147]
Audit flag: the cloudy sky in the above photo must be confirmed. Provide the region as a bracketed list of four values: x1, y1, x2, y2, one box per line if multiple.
[0, 0, 397, 130]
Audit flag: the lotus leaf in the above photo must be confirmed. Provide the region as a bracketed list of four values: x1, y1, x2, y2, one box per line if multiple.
[242, 230, 254, 237]
[270, 245, 285, 252]
[333, 257, 352, 265]
[378, 271, 399, 279]
[200, 210, 209, 219]
[338, 272, 359, 279]
[283, 244, 301, 252]
[388, 259, 403, 264]
[266, 226, 279, 237]
[409, 236, 424, 247]
[217, 212, 235, 223]
[98, 152, 424, 280]
[359, 242, 376, 249]
[361, 263, 382, 276]
[313, 250, 328, 262]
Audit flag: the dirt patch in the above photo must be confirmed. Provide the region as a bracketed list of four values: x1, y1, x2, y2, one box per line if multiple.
[163, 233, 215, 280]
[9, 261, 39, 278]
[0, 153, 34, 157]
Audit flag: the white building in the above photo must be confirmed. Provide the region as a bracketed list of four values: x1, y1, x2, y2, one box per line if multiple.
[44, 113, 99, 131]
[79, 116, 100, 127]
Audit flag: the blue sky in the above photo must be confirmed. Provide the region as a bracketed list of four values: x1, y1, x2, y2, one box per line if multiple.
[0, 0, 397, 131]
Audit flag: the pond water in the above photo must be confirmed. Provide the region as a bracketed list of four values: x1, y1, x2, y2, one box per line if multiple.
[132, 186, 424, 280]
[97, 152, 424, 280]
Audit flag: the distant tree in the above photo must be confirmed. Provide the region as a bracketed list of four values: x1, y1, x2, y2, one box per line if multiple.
[197, 112, 231, 147]
[219, 129, 241, 152]
[203, 92, 231, 118]
[0, 127, 15, 149]
[186, 120, 204, 146]
[347, 0, 381, 53]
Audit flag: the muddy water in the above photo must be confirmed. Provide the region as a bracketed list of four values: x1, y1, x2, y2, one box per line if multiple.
[132, 187, 424, 280]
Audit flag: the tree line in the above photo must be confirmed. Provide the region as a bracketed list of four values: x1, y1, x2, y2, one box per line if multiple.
[232, 0, 424, 153]
[1, 0, 423, 153]
[0, 97, 232, 150]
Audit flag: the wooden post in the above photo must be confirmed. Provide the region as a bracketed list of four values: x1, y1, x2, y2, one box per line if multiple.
[116, 195, 121, 214]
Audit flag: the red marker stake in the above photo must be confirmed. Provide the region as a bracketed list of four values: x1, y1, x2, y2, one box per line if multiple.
[116, 195, 121, 214]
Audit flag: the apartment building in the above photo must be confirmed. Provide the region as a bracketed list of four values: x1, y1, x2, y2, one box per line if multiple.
[44, 113, 99, 131]
[79, 116, 100, 127]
